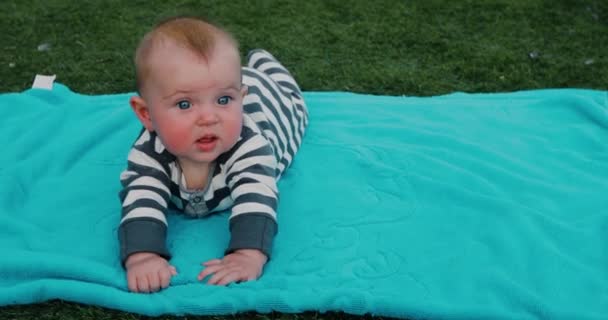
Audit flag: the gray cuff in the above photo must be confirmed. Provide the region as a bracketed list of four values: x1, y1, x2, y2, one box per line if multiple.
[118, 218, 171, 266]
[226, 214, 277, 258]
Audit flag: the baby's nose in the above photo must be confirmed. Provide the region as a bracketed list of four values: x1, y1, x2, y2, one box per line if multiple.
[196, 106, 219, 125]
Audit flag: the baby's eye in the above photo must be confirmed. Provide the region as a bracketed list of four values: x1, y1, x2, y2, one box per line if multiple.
[176, 100, 191, 110]
[217, 96, 232, 106]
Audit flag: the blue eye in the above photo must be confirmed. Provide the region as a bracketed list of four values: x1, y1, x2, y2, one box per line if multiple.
[176, 100, 191, 110]
[217, 96, 232, 106]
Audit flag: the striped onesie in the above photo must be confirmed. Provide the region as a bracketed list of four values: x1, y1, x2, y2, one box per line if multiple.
[118, 50, 308, 263]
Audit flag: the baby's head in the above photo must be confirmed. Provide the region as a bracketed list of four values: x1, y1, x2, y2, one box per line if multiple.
[130, 16, 247, 168]
[134, 16, 241, 95]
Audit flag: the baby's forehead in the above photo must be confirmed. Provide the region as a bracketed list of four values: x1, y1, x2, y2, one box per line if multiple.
[136, 25, 241, 92]
[153, 34, 239, 62]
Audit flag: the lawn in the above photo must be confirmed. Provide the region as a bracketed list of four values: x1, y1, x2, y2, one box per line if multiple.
[1, 0, 606, 319]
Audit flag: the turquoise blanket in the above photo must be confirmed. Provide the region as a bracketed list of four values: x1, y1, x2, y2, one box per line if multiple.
[1, 84, 607, 319]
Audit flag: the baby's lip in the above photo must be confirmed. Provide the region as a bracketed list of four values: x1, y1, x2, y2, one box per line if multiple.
[195, 134, 218, 152]
[197, 134, 217, 142]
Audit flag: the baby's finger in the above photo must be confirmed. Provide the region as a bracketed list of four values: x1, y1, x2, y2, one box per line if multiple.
[147, 273, 161, 292]
[159, 269, 172, 289]
[127, 273, 138, 292]
[202, 259, 222, 266]
[197, 264, 222, 281]
[207, 268, 237, 285]
[216, 271, 243, 286]
[169, 265, 178, 276]
[234, 268, 258, 283]
[136, 275, 150, 293]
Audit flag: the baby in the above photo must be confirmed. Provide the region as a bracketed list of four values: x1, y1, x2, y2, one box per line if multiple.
[118, 16, 308, 293]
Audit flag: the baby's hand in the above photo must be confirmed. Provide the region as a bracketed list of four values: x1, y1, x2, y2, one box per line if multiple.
[125, 252, 177, 293]
[198, 249, 268, 286]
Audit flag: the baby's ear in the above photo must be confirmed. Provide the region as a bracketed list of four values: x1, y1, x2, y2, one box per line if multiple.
[240, 85, 248, 98]
[130, 96, 154, 131]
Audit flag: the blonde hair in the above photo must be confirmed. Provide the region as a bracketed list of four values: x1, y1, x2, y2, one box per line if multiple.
[134, 16, 239, 93]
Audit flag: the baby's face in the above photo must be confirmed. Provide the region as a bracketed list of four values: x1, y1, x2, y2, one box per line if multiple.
[140, 39, 245, 168]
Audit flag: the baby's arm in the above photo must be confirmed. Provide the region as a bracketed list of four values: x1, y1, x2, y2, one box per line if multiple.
[198, 135, 278, 285]
[118, 130, 176, 292]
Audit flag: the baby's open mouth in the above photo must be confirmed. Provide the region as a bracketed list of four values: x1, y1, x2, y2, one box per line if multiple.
[196, 135, 218, 152]
[197, 135, 217, 143]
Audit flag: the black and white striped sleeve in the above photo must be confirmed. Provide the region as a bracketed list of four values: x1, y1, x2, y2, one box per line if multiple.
[223, 132, 279, 257]
[117, 130, 173, 264]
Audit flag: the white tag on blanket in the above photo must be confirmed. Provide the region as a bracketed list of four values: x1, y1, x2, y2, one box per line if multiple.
[32, 74, 56, 90]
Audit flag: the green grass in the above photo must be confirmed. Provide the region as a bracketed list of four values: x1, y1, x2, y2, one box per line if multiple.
[0, 0, 606, 319]
[1, 0, 607, 96]
[0, 301, 385, 320]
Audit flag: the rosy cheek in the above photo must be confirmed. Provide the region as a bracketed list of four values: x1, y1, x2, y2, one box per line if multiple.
[227, 117, 243, 143]
[156, 124, 192, 154]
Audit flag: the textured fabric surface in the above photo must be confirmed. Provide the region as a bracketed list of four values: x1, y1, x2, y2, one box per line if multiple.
[1, 84, 607, 319]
